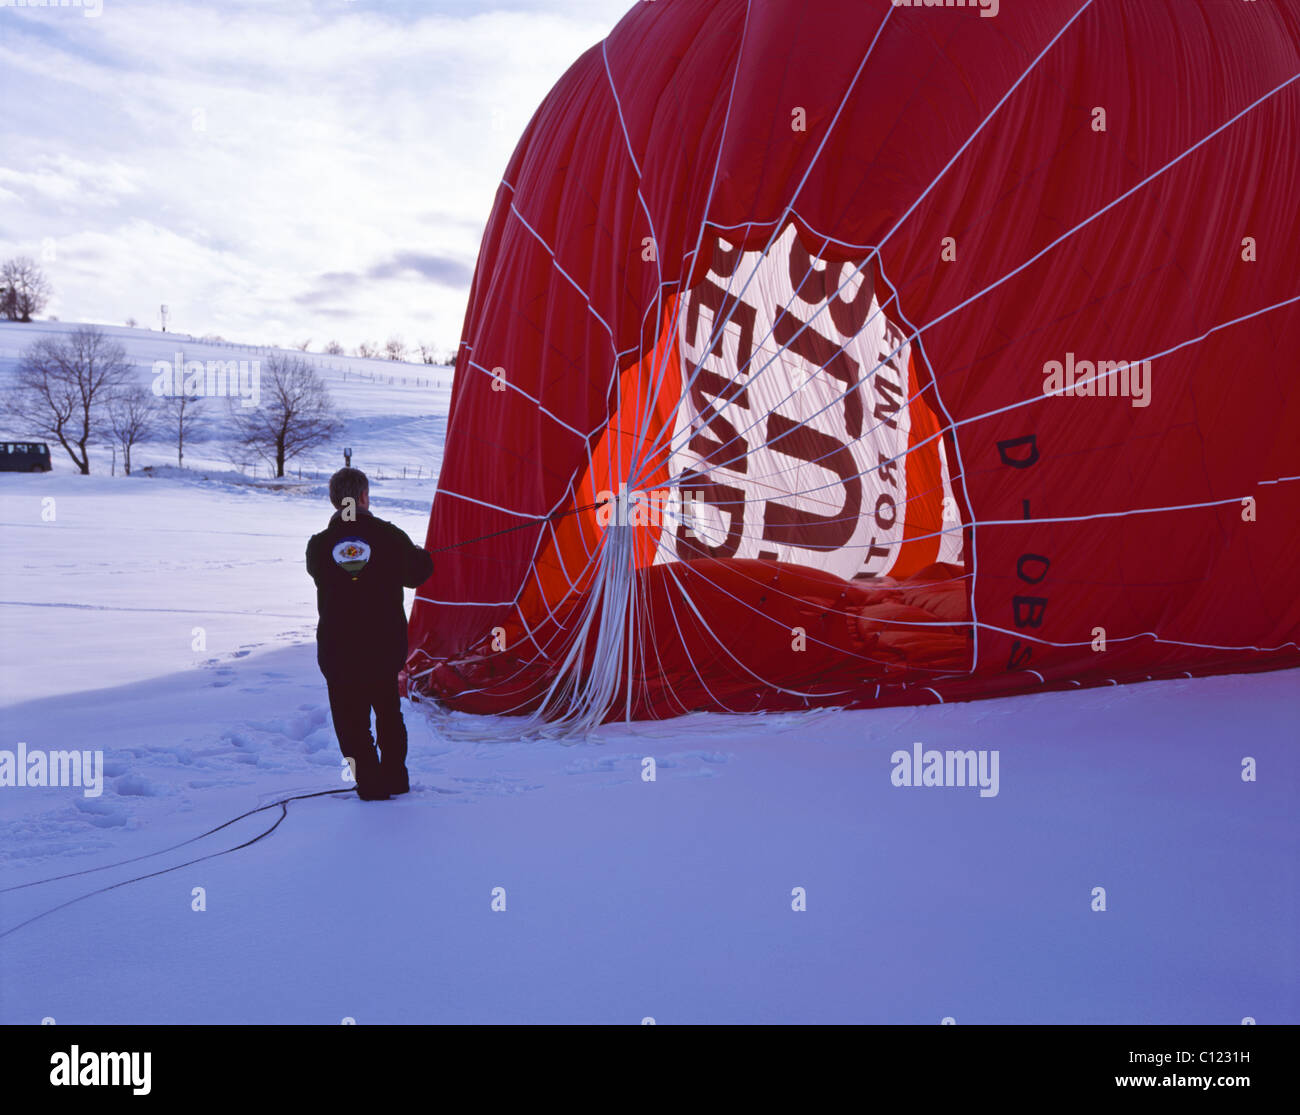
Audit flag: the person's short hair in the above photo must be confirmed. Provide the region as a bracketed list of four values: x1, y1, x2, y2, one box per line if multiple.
[329, 467, 369, 510]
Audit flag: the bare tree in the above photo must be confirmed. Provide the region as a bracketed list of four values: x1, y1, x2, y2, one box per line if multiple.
[385, 335, 406, 362]
[324, 340, 344, 355]
[296, 339, 312, 352]
[1, 256, 53, 322]
[356, 340, 378, 359]
[227, 353, 341, 478]
[106, 386, 160, 475]
[6, 327, 134, 474]
[125, 316, 139, 328]
[160, 390, 207, 468]
[417, 341, 439, 365]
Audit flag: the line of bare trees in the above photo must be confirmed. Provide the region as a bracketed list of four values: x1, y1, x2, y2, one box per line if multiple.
[4, 326, 341, 477]
[338, 337, 447, 363]
[229, 336, 452, 364]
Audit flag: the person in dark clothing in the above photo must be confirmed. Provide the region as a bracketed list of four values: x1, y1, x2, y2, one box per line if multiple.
[306, 467, 433, 800]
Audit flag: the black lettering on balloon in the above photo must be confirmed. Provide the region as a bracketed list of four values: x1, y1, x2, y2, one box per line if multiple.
[683, 278, 758, 475]
[997, 434, 1039, 469]
[761, 412, 861, 552]
[1017, 553, 1050, 584]
[1006, 639, 1033, 669]
[676, 480, 745, 560]
[711, 236, 744, 279]
[1013, 596, 1048, 629]
[787, 235, 876, 336]
[872, 371, 905, 431]
[688, 367, 749, 475]
[686, 277, 756, 368]
[773, 314, 863, 438]
[788, 235, 831, 303]
[865, 538, 892, 563]
[999, 433, 1047, 671]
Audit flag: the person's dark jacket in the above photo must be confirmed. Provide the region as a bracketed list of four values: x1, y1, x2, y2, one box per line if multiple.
[306, 509, 433, 676]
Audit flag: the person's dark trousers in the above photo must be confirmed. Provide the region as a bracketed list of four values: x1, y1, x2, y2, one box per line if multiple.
[323, 669, 408, 795]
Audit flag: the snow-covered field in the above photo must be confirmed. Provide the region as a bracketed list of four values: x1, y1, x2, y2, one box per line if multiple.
[0, 322, 1295, 1024]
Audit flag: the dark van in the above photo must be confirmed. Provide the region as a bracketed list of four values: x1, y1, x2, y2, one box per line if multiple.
[0, 442, 53, 472]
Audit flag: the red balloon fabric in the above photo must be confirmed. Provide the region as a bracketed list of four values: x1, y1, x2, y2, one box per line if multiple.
[406, 0, 1300, 725]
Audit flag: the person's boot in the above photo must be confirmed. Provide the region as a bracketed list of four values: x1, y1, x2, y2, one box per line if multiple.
[351, 754, 390, 801]
[383, 763, 409, 796]
[356, 780, 391, 801]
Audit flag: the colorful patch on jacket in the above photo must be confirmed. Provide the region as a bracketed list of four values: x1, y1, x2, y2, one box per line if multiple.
[332, 537, 371, 575]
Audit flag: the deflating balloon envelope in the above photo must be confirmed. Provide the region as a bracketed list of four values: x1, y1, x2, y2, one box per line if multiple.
[406, 0, 1300, 727]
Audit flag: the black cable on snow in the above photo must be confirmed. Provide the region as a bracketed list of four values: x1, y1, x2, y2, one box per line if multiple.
[0, 787, 353, 895]
[0, 787, 354, 939]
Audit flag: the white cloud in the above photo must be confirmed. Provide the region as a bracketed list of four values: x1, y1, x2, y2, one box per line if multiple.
[0, 0, 634, 348]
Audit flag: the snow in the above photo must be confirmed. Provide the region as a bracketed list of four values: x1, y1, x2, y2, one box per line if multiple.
[0, 321, 1296, 1023]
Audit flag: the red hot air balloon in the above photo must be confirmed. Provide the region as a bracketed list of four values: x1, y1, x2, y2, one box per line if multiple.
[406, 0, 1300, 728]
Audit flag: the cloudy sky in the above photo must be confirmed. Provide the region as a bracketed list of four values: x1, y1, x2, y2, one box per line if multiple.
[0, 0, 634, 352]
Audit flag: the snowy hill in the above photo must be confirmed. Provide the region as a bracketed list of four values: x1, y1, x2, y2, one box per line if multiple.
[0, 320, 452, 481]
[0, 321, 1296, 1024]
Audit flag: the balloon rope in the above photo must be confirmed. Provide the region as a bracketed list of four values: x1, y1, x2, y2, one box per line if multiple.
[425, 498, 610, 556]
